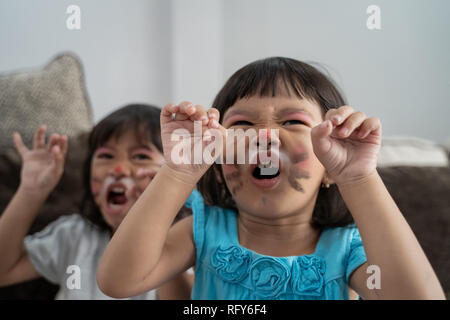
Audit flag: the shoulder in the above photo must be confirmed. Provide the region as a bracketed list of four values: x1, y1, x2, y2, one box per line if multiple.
[23, 214, 104, 284]
[317, 224, 366, 281]
[25, 214, 103, 244]
[320, 224, 360, 253]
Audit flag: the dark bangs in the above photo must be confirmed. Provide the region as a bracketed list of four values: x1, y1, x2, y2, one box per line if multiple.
[81, 104, 162, 231]
[88, 104, 162, 154]
[214, 57, 346, 122]
[198, 57, 354, 230]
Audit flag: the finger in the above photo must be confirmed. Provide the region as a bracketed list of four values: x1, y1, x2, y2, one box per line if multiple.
[189, 104, 209, 125]
[178, 101, 196, 116]
[12, 132, 29, 156]
[356, 117, 382, 139]
[33, 125, 47, 149]
[59, 135, 69, 155]
[47, 133, 61, 151]
[51, 144, 64, 174]
[207, 108, 221, 128]
[207, 108, 220, 120]
[161, 103, 179, 116]
[325, 105, 354, 127]
[311, 120, 333, 154]
[161, 103, 180, 121]
[334, 111, 366, 138]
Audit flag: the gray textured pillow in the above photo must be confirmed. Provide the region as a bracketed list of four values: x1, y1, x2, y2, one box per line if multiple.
[0, 52, 93, 149]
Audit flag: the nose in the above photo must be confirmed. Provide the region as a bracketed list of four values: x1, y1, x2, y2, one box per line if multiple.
[255, 128, 280, 149]
[110, 162, 132, 178]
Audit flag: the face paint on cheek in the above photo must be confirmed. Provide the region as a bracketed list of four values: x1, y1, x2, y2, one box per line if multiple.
[90, 177, 102, 198]
[287, 152, 311, 192]
[291, 151, 309, 164]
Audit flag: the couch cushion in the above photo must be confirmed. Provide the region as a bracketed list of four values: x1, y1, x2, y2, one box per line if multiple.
[0, 52, 93, 149]
[379, 165, 450, 298]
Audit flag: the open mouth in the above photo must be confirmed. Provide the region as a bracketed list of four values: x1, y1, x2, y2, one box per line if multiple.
[249, 159, 282, 190]
[252, 163, 281, 179]
[106, 183, 129, 210]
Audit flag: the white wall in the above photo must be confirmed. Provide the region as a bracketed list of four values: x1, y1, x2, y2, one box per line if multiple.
[1, 0, 449, 142]
[0, 0, 172, 121]
[222, 0, 450, 143]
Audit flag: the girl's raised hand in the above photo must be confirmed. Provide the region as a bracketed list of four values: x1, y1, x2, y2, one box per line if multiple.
[160, 102, 226, 181]
[311, 106, 382, 186]
[12, 125, 68, 197]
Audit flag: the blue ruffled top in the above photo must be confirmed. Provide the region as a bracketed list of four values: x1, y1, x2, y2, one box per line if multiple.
[186, 189, 367, 300]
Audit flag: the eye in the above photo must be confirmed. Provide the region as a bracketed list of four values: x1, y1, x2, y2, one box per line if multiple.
[132, 153, 151, 161]
[231, 120, 253, 126]
[283, 119, 306, 126]
[96, 152, 113, 159]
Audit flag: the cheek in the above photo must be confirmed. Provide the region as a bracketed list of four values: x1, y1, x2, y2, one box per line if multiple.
[292, 157, 310, 172]
[290, 148, 311, 170]
[222, 164, 238, 175]
[221, 165, 244, 195]
[90, 178, 102, 200]
[90, 165, 108, 197]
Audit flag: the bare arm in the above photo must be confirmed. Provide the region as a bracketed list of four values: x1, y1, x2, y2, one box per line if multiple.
[157, 268, 195, 300]
[341, 172, 445, 299]
[311, 105, 444, 300]
[0, 126, 67, 284]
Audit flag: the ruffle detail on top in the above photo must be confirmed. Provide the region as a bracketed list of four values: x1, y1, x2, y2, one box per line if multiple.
[210, 245, 326, 298]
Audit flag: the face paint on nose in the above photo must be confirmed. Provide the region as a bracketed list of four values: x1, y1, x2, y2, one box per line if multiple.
[114, 164, 124, 174]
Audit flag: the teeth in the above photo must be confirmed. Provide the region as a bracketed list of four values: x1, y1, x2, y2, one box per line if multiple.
[112, 187, 125, 193]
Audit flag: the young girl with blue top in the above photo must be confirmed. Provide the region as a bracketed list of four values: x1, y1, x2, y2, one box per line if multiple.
[98, 57, 444, 299]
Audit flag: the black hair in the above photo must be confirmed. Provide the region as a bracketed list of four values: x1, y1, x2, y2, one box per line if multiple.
[197, 57, 353, 229]
[81, 104, 190, 232]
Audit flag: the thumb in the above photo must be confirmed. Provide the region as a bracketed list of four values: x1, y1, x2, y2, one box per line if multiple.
[311, 120, 333, 156]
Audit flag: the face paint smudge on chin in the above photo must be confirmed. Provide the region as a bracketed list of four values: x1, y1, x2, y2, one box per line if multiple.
[261, 196, 267, 206]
